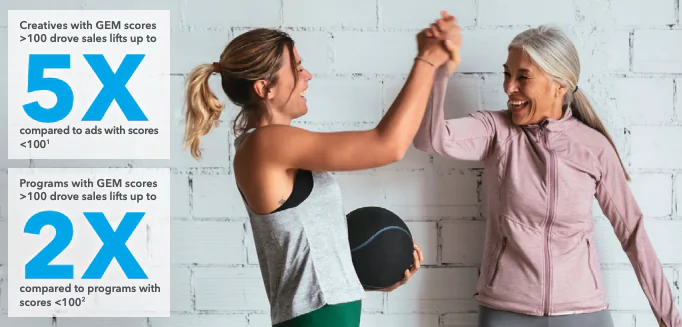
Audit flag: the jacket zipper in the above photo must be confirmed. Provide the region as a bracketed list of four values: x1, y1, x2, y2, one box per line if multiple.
[540, 126, 557, 316]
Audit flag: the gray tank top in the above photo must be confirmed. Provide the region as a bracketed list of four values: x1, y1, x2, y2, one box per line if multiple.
[234, 129, 365, 324]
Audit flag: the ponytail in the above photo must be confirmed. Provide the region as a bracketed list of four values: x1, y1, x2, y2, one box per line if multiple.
[184, 63, 225, 160]
[571, 88, 630, 181]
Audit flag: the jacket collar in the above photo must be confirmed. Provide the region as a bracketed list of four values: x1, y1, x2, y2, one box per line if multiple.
[521, 105, 578, 132]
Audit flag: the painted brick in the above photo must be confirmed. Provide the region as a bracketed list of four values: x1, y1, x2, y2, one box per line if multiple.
[171, 174, 191, 218]
[385, 170, 479, 206]
[442, 313, 478, 327]
[677, 79, 681, 122]
[478, 0, 576, 26]
[441, 220, 486, 266]
[170, 29, 233, 75]
[629, 173, 674, 217]
[0, 265, 5, 311]
[244, 221, 260, 265]
[387, 205, 480, 221]
[193, 267, 269, 311]
[604, 78, 674, 124]
[636, 312, 669, 327]
[333, 31, 416, 75]
[246, 314, 271, 327]
[592, 218, 682, 264]
[301, 78, 382, 123]
[361, 292, 385, 312]
[0, 315, 53, 327]
[55, 318, 148, 327]
[630, 126, 682, 170]
[611, 312, 636, 327]
[677, 175, 682, 217]
[283, 0, 376, 28]
[386, 267, 479, 313]
[575, 29, 631, 73]
[360, 313, 440, 327]
[0, 221, 6, 266]
[182, 0, 281, 28]
[334, 172, 388, 212]
[149, 314, 248, 327]
[405, 221, 438, 266]
[608, 0, 676, 25]
[379, 0, 477, 29]
[455, 29, 526, 73]
[170, 267, 192, 312]
[575, 0, 675, 25]
[283, 30, 332, 75]
[633, 30, 682, 73]
[191, 174, 248, 219]
[601, 267, 675, 311]
[171, 221, 245, 264]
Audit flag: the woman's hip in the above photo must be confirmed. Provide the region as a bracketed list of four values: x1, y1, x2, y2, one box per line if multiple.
[478, 305, 614, 327]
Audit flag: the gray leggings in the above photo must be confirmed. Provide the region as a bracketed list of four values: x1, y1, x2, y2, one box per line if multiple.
[478, 305, 614, 327]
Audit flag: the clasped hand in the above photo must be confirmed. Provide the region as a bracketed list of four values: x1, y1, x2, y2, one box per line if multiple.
[416, 11, 463, 75]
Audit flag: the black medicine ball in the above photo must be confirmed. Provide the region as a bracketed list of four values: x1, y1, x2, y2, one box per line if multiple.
[346, 206, 414, 290]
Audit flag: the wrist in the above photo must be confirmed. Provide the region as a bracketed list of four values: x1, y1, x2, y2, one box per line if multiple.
[414, 56, 437, 69]
[418, 49, 447, 66]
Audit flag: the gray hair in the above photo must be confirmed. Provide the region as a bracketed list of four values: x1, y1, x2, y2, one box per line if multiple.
[508, 25, 630, 181]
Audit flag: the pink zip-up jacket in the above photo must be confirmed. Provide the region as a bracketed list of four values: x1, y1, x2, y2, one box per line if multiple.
[413, 66, 681, 326]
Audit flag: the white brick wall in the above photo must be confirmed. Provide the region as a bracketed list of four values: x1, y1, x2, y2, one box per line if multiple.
[1, 0, 681, 326]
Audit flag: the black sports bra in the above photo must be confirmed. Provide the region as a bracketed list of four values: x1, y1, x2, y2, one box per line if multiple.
[272, 169, 313, 213]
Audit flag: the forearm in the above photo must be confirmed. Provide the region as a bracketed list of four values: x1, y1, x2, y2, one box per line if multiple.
[413, 65, 449, 153]
[375, 57, 438, 157]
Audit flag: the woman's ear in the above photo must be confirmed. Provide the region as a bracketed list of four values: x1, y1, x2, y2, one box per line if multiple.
[555, 82, 568, 99]
[253, 80, 272, 100]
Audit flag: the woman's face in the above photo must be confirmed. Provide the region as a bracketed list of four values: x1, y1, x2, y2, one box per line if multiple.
[267, 46, 313, 120]
[503, 47, 567, 125]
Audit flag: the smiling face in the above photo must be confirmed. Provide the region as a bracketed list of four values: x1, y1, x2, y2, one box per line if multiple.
[262, 45, 313, 121]
[503, 47, 567, 125]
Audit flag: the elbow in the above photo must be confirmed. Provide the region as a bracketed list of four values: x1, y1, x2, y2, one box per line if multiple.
[381, 140, 407, 165]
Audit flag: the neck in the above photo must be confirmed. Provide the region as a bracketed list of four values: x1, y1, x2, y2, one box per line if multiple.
[246, 110, 293, 129]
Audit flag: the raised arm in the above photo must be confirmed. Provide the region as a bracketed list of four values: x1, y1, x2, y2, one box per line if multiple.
[595, 144, 681, 327]
[411, 64, 498, 161]
[250, 13, 463, 172]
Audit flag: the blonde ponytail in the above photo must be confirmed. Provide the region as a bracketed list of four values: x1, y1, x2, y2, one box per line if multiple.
[509, 25, 630, 181]
[184, 63, 225, 160]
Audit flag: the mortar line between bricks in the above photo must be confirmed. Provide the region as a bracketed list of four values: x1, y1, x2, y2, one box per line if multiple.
[628, 30, 634, 72]
[674, 79, 678, 121]
[673, 174, 678, 218]
[375, 0, 380, 29]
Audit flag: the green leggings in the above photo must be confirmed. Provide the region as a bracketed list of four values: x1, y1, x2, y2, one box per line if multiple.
[273, 300, 362, 327]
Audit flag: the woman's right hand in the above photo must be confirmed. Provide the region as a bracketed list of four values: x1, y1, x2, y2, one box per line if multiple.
[416, 11, 462, 68]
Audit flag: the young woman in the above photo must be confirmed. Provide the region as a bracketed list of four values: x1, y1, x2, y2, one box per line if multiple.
[414, 24, 680, 327]
[183, 12, 461, 327]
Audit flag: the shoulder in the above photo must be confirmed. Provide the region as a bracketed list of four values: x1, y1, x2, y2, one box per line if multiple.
[565, 121, 623, 176]
[237, 124, 308, 153]
[474, 109, 521, 144]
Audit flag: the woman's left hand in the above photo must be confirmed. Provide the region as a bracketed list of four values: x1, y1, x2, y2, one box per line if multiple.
[376, 241, 424, 292]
